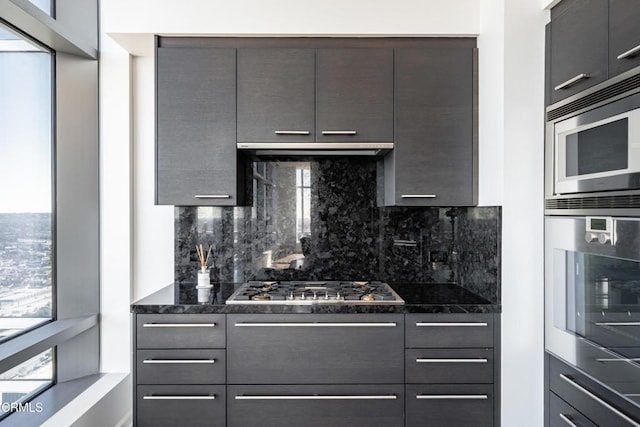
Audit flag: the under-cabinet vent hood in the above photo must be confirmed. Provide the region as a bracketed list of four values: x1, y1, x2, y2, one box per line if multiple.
[237, 142, 393, 157]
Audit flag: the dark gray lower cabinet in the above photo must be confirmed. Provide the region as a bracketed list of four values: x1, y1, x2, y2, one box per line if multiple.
[406, 384, 494, 427]
[137, 385, 226, 427]
[227, 384, 404, 427]
[549, 392, 597, 427]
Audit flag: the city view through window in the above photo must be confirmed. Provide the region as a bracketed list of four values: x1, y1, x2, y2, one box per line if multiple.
[0, 22, 54, 414]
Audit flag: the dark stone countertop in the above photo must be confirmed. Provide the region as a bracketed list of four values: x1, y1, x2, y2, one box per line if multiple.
[131, 282, 501, 314]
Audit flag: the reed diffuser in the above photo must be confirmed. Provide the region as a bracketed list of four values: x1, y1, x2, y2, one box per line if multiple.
[195, 244, 213, 304]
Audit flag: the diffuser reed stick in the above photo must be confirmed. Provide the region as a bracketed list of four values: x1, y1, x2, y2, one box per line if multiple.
[196, 244, 212, 272]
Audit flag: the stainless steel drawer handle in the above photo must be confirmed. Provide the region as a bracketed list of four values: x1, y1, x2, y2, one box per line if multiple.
[559, 413, 579, 427]
[401, 195, 437, 199]
[275, 130, 310, 135]
[416, 322, 488, 327]
[554, 73, 589, 91]
[235, 395, 397, 400]
[594, 322, 640, 326]
[618, 44, 640, 60]
[416, 394, 488, 400]
[559, 374, 640, 427]
[143, 359, 216, 364]
[321, 130, 357, 135]
[234, 322, 397, 327]
[194, 195, 231, 199]
[142, 323, 217, 328]
[143, 395, 215, 400]
[416, 358, 488, 364]
[596, 357, 640, 362]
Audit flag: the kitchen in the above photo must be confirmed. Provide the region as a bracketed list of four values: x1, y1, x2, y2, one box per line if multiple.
[4, 0, 633, 426]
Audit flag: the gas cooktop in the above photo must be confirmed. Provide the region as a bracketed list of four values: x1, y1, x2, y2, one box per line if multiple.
[225, 281, 405, 305]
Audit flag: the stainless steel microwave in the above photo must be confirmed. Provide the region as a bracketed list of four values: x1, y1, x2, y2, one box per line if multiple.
[546, 91, 640, 196]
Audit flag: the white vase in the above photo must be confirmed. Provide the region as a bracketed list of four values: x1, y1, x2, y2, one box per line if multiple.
[196, 269, 212, 304]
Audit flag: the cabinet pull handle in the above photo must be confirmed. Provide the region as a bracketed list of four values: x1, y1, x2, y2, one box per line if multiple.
[594, 322, 640, 326]
[143, 395, 215, 400]
[143, 359, 216, 364]
[416, 322, 488, 327]
[401, 194, 436, 199]
[321, 130, 357, 135]
[194, 195, 231, 199]
[235, 395, 397, 400]
[559, 413, 579, 427]
[618, 44, 640, 60]
[416, 358, 488, 363]
[142, 323, 216, 328]
[596, 358, 640, 362]
[554, 73, 589, 91]
[234, 322, 397, 327]
[559, 374, 640, 427]
[275, 130, 311, 135]
[416, 394, 487, 400]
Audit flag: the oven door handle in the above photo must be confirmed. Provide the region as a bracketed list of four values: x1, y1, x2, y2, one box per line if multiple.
[559, 374, 640, 427]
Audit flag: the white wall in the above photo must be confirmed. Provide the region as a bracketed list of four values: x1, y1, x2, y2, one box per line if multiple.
[100, 1, 546, 425]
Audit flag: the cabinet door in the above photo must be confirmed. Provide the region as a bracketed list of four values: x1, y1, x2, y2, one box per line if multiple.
[387, 47, 476, 206]
[237, 48, 315, 142]
[228, 384, 404, 427]
[156, 47, 240, 206]
[549, 392, 597, 427]
[550, 0, 608, 104]
[316, 48, 393, 142]
[609, 0, 640, 77]
[137, 385, 225, 427]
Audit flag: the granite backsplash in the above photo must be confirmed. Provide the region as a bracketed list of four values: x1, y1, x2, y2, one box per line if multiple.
[175, 158, 501, 304]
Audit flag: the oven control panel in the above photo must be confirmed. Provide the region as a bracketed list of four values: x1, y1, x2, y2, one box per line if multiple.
[585, 216, 614, 244]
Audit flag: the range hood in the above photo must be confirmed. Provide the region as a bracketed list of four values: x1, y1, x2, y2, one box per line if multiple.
[237, 142, 393, 157]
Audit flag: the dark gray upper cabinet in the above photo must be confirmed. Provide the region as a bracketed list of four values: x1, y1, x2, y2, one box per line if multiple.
[237, 48, 315, 143]
[156, 47, 244, 206]
[384, 47, 477, 207]
[315, 48, 393, 142]
[609, 0, 640, 77]
[549, 0, 608, 104]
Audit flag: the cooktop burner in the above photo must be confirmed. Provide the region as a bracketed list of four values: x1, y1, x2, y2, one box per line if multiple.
[225, 281, 405, 305]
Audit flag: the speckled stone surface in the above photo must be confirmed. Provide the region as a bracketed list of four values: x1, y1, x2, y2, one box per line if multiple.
[131, 282, 501, 314]
[174, 159, 501, 305]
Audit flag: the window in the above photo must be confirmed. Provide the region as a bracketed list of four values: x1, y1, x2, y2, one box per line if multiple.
[0, 349, 53, 417]
[0, 23, 53, 342]
[27, 0, 53, 17]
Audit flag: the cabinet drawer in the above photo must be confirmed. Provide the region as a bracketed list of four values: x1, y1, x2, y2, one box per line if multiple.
[137, 349, 225, 384]
[549, 355, 640, 426]
[549, 392, 597, 427]
[405, 348, 493, 384]
[227, 314, 403, 384]
[405, 314, 493, 348]
[405, 384, 493, 427]
[227, 384, 403, 427]
[137, 385, 225, 427]
[136, 314, 225, 349]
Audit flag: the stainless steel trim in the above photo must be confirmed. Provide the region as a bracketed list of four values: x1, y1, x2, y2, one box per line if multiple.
[234, 322, 397, 327]
[596, 358, 640, 362]
[559, 374, 640, 427]
[235, 395, 397, 400]
[142, 359, 216, 364]
[321, 130, 357, 135]
[237, 142, 393, 150]
[559, 413, 579, 427]
[194, 195, 231, 199]
[274, 130, 310, 135]
[415, 394, 488, 400]
[554, 73, 589, 91]
[401, 194, 436, 198]
[142, 323, 217, 328]
[594, 322, 640, 326]
[255, 149, 384, 156]
[618, 44, 640, 60]
[143, 395, 215, 400]
[416, 358, 488, 363]
[416, 322, 488, 327]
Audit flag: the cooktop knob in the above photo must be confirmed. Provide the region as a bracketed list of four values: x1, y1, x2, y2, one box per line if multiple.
[324, 291, 330, 300]
[312, 291, 318, 300]
[301, 292, 306, 300]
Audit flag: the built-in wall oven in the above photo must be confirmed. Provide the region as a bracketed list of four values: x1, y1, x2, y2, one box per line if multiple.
[545, 215, 640, 411]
